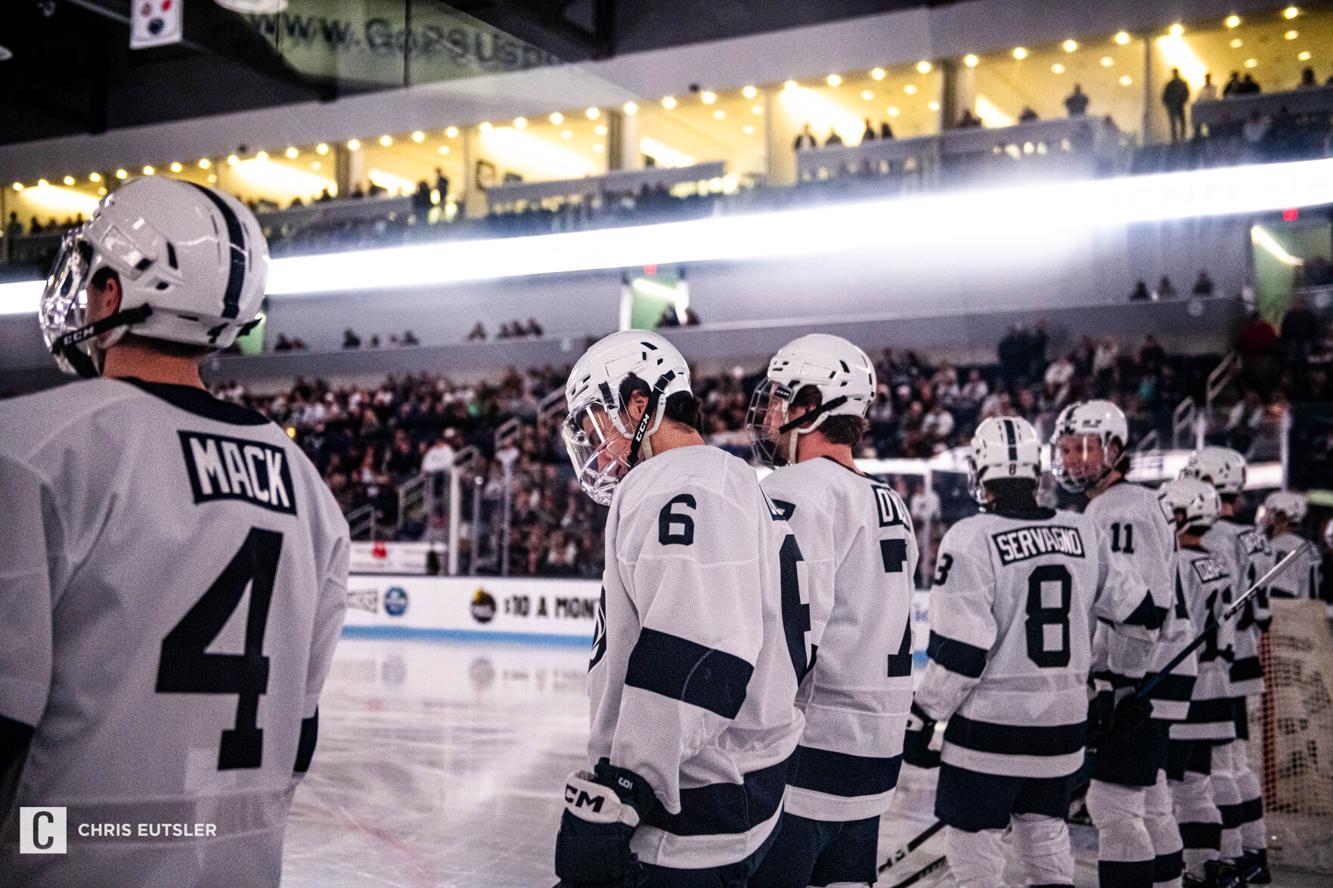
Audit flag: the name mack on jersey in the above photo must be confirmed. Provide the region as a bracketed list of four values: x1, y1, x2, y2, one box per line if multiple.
[991, 525, 1086, 565]
[178, 430, 296, 515]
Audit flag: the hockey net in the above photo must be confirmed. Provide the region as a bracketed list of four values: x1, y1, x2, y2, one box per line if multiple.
[1252, 599, 1333, 873]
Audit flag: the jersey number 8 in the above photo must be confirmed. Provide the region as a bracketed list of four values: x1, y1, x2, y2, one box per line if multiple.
[1024, 565, 1072, 669]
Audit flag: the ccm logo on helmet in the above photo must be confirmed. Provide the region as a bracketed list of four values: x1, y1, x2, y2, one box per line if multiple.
[565, 784, 606, 812]
[178, 431, 297, 515]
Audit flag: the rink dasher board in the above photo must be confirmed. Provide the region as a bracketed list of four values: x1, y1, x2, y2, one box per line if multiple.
[341, 574, 601, 645]
[342, 575, 933, 661]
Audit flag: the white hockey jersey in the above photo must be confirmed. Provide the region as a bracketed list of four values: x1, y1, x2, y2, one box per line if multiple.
[761, 457, 918, 822]
[1267, 531, 1327, 617]
[1204, 519, 1272, 696]
[0, 378, 349, 888]
[1170, 546, 1237, 742]
[914, 507, 1154, 778]
[1085, 481, 1181, 718]
[589, 445, 804, 870]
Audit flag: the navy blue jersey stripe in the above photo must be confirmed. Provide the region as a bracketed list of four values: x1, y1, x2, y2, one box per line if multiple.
[943, 713, 1086, 757]
[926, 631, 988, 679]
[1123, 592, 1167, 629]
[1153, 850, 1184, 883]
[789, 746, 903, 797]
[1146, 673, 1196, 702]
[1186, 697, 1236, 724]
[1179, 821, 1222, 850]
[1230, 656, 1263, 683]
[1238, 798, 1263, 824]
[186, 183, 246, 319]
[641, 755, 790, 836]
[1218, 802, 1246, 829]
[625, 628, 753, 719]
[1098, 859, 1154, 886]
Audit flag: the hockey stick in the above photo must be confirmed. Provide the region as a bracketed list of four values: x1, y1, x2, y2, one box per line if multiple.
[877, 819, 945, 874]
[1137, 542, 1310, 699]
[887, 855, 947, 887]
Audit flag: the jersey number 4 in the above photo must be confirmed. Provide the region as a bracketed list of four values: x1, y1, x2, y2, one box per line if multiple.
[156, 527, 282, 770]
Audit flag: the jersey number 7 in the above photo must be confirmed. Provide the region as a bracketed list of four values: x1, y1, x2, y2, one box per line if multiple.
[156, 527, 282, 770]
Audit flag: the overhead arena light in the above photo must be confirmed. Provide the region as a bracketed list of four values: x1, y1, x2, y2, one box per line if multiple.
[3, 158, 1333, 314]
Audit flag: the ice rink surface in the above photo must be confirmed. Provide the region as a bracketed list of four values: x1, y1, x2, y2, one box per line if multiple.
[282, 637, 1327, 887]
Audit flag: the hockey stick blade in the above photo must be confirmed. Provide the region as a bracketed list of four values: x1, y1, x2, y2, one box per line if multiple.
[1137, 541, 1310, 699]
[877, 819, 945, 873]
[889, 855, 948, 888]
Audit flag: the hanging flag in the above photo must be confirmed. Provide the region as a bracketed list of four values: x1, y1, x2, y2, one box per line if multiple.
[130, 0, 183, 50]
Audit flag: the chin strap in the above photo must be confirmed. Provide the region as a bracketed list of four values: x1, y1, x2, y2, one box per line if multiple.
[777, 394, 849, 465]
[626, 371, 676, 469]
[51, 305, 153, 379]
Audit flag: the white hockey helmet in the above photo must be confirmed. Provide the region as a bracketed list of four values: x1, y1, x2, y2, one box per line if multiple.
[1179, 446, 1247, 497]
[1259, 490, 1308, 528]
[563, 330, 692, 505]
[967, 416, 1042, 504]
[1050, 399, 1130, 492]
[746, 333, 875, 467]
[1158, 478, 1220, 530]
[41, 177, 268, 378]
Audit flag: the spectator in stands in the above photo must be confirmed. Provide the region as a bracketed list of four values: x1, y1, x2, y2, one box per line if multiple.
[1192, 270, 1216, 296]
[955, 109, 982, 129]
[1139, 335, 1167, 373]
[1194, 73, 1217, 136]
[793, 123, 817, 151]
[1223, 71, 1242, 97]
[1239, 73, 1261, 95]
[909, 481, 941, 584]
[1281, 295, 1319, 360]
[435, 168, 450, 204]
[526, 318, 544, 338]
[274, 333, 294, 352]
[289, 197, 304, 209]
[997, 325, 1030, 387]
[1163, 68, 1191, 143]
[412, 180, 432, 223]
[1093, 337, 1120, 388]
[466, 322, 487, 342]
[880, 121, 894, 140]
[1243, 111, 1270, 147]
[862, 118, 877, 143]
[1028, 319, 1049, 380]
[1225, 390, 1266, 452]
[1019, 106, 1039, 123]
[1300, 67, 1318, 89]
[1156, 275, 1177, 299]
[4, 212, 20, 240]
[658, 305, 681, 328]
[825, 129, 844, 147]
[959, 369, 989, 409]
[401, 330, 420, 347]
[351, 185, 366, 199]
[342, 328, 362, 350]
[29, 218, 42, 235]
[1065, 84, 1090, 117]
[1044, 352, 1075, 402]
[1129, 280, 1151, 301]
[317, 189, 333, 203]
[368, 335, 381, 348]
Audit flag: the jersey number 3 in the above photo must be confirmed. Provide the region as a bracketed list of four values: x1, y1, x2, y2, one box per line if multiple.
[156, 527, 282, 770]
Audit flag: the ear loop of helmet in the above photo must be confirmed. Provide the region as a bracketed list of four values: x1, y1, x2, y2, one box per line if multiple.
[51, 304, 153, 379]
[777, 394, 849, 464]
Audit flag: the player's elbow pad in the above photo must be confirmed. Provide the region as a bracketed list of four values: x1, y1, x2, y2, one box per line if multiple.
[294, 710, 319, 775]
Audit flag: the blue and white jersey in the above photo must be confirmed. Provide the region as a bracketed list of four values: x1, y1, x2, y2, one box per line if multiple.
[1170, 546, 1237, 742]
[588, 445, 805, 870]
[914, 507, 1156, 779]
[1084, 481, 1179, 718]
[1204, 519, 1273, 696]
[762, 457, 918, 822]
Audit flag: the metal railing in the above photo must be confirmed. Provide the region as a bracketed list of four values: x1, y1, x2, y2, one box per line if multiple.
[1172, 397, 1196, 450]
[346, 504, 378, 541]
[1205, 351, 1241, 419]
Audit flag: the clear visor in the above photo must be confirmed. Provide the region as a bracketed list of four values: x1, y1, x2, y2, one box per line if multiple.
[1051, 432, 1112, 493]
[746, 379, 792, 467]
[40, 231, 95, 376]
[562, 401, 633, 506]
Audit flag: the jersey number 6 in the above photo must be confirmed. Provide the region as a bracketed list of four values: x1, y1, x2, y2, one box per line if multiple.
[156, 527, 282, 770]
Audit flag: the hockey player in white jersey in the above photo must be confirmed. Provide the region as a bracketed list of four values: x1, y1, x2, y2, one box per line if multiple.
[1179, 447, 1273, 883]
[744, 334, 917, 888]
[554, 331, 805, 887]
[1051, 400, 1181, 888]
[1157, 480, 1244, 888]
[0, 178, 349, 887]
[1260, 491, 1326, 616]
[907, 416, 1160, 888]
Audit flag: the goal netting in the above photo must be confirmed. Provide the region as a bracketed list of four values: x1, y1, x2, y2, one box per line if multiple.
[1251, 599, 1333, 874]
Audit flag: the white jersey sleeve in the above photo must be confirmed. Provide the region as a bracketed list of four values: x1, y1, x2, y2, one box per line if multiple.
[762, 458, 917, 822]
[1269, 532, 1327, 616]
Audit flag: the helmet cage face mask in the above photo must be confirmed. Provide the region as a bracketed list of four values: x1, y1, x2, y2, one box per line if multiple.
[562, 400, 631, 506]
[747, 378, 793, 467]
[1052, 432, 1116, 493]
[41, 231, 99, 377]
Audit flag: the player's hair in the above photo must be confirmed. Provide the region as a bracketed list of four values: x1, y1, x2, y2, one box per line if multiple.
[618, 374, 703, 434]
[792, 384, 866, 447]
[983, 477, 1039, 511]
[89, 267, 211, 361]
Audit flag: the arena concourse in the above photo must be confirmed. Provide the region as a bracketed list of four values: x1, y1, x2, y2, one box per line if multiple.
[1, 1, 1332, 886]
